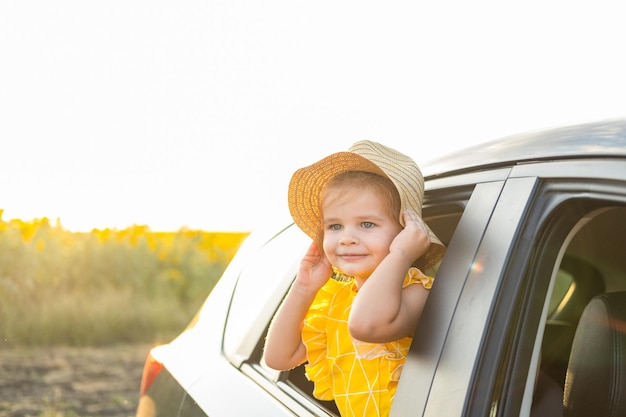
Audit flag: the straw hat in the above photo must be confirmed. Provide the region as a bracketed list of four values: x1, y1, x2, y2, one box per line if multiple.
[288, 140, 446, 271]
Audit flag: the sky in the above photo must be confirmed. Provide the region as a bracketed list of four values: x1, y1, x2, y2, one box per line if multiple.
[1, 1, 625, 232]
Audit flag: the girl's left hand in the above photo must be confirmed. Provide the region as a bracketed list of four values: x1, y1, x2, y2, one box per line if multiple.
[389, 210, 431, 263]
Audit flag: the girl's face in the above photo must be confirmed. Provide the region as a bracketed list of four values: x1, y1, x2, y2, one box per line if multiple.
[321, 186, 402, 282]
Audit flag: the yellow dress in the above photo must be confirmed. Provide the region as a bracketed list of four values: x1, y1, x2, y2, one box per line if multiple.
[302, 267, 433, 417]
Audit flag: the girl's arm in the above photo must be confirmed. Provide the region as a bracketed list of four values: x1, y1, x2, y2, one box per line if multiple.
[263, 241, 331, 370]
[349, 210, 432, 343]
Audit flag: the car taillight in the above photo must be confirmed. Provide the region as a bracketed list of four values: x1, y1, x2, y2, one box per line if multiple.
[139, 353, 164, 396]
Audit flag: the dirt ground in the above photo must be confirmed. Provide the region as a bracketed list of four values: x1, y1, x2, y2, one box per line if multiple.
[0, 343, 153, 417]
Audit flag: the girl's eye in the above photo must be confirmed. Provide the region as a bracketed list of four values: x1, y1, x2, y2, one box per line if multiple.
[362, 222, 375, 229]
[328, 224, 342, 231]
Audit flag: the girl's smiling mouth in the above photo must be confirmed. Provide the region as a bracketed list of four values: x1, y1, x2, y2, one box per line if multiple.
[338, 253, 367, 261]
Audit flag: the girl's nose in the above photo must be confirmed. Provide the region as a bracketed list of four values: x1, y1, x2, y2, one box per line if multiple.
[339, 231, 357, 245]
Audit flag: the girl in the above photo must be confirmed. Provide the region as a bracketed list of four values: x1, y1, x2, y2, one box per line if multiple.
[264, 140, 445, 417]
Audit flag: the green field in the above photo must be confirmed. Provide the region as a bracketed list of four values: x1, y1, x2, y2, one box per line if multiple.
[0, 211, 248, 347]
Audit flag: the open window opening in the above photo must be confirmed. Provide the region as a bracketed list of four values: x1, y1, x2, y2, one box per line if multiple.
[277, 204, 465, 415]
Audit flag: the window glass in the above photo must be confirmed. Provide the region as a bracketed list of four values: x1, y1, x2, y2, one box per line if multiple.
[224, 224, 310, 365]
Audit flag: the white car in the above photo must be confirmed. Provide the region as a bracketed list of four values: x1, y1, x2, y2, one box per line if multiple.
[136, 118, 626, 417]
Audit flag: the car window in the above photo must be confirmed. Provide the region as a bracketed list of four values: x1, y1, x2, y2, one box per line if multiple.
[538, 205, 626, 402]
[519, 200, 626, 417]
[252, 198, 470, 416]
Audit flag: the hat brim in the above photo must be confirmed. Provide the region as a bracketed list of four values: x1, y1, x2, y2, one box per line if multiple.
[289, 152, 386, 243]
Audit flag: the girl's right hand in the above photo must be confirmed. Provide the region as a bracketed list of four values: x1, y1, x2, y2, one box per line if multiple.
[296, 241, 332, 292]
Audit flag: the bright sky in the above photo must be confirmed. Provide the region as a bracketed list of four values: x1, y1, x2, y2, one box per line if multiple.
[1, 1, 624, 232]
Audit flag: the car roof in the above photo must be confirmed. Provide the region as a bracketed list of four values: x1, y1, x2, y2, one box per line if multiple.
[422, 118, 626, 178]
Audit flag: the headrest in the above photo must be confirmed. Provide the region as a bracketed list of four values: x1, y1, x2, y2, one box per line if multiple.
[563, 291, 626, 417]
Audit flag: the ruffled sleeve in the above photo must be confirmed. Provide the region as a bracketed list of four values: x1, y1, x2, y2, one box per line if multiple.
[405, 266, 434, 289]
[301, 279, 337, 401]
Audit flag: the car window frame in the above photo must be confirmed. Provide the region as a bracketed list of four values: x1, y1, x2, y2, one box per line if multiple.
[392, 178, 508, 416]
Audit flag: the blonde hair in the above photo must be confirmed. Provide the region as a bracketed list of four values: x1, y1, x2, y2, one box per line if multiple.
[320, 171, 401, 226]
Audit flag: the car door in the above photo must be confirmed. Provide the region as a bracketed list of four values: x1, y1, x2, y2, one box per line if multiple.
[393, 158, 626, 417]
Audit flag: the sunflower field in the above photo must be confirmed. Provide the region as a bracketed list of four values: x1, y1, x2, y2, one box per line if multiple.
[0, 210, 248, 347]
